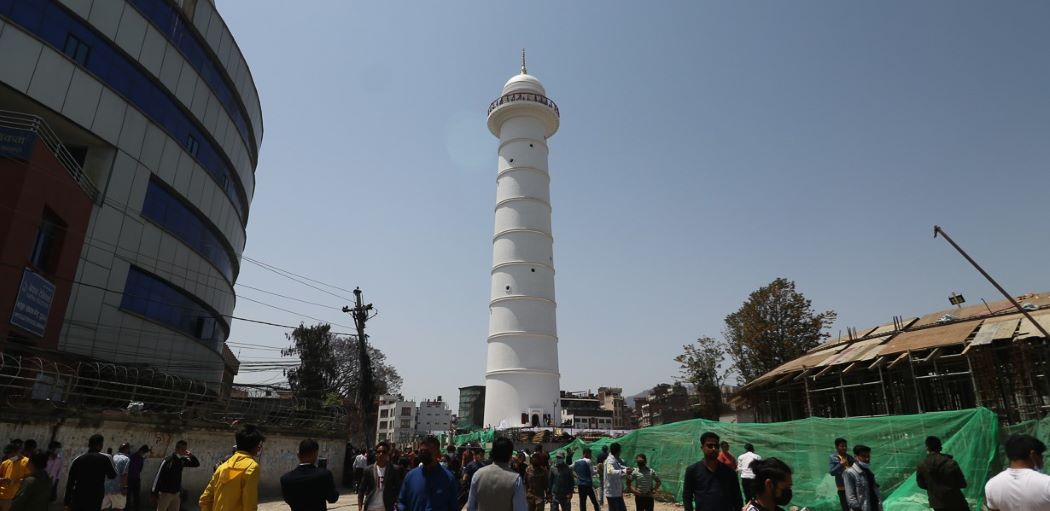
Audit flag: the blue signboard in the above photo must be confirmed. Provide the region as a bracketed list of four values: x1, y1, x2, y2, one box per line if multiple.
[0, 126, 36, 160]
[10, 268, 56, 338]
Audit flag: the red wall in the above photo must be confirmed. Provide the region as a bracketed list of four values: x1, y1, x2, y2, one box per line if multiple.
[0, 137, 94, 353]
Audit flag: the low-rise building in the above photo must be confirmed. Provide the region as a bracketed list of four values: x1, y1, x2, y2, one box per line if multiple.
[636, 382, 693, 427]
[560, 390, 614, 430]
[416, 396, 452, 436]
[597, 387, 629, 429]
[376, 394, 416, 446]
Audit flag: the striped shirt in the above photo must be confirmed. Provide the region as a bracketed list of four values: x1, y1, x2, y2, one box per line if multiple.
[630, 467, 658, 494]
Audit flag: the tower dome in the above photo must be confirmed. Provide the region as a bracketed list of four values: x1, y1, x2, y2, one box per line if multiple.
[487, 50, 559, 138]
[502, 73, 546, 96]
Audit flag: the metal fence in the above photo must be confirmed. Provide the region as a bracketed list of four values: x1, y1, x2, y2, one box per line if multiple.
[0, 351, 347, 434]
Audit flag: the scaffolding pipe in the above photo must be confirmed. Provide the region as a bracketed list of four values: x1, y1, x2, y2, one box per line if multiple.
[878, 364, 889, 416]
[839, 374, 849, 417]
[908, 352, 924, 414]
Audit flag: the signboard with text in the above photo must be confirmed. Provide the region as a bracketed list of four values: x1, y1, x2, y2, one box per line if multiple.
[11, 268, 56, 337]
[0, 126, 36, 161]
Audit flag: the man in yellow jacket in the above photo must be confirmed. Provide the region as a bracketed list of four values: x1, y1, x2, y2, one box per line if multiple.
[200, 425, 265, 511]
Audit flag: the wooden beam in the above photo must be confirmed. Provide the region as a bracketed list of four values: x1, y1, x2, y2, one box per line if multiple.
[793, 366, 815, 381]
[887, 352, 910, 370]
[813, 365, 835, 379]
[842, 362, 859, 374]
[919, 347, 942, 363]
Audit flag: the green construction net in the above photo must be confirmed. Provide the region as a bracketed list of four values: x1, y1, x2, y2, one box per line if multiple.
[543, 408, 1001, 511]
[453, 427, 497, 446]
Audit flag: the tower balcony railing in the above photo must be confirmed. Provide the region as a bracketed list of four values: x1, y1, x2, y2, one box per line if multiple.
[488, 92, 560, 118]
[0, 109, 99, 201]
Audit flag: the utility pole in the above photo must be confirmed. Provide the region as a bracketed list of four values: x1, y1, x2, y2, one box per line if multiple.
[934, 226, 1050, 339]
[343, 287, 377, 448]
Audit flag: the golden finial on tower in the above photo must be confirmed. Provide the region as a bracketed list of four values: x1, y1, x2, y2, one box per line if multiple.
[521, 48, 527, 74]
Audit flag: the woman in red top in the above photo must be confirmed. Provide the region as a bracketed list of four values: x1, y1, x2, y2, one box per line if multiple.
[717, 442, 738, 471]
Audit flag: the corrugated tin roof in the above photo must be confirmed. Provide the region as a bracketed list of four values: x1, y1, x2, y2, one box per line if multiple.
[737, 293, 1050, 394]
[745, 345, 847, 388]
[877, 320, 980, 356]
[1016, 311, 1050, 341]
[970, 317, 1019, 347]
[819, 337, 887, 367]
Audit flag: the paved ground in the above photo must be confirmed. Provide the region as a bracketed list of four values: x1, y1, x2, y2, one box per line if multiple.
[256, 489, 684, 511]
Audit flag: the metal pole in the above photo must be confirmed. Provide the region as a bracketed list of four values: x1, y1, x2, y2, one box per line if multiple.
[908, 352, 924, 414]
[839, 374, 849, 418]
[934, 225, 1050, 339]
[878, 365, 890, 415]
[966, 354, 981, 409]
[803, 376, 814, 417]
[345, 287, 376, 449]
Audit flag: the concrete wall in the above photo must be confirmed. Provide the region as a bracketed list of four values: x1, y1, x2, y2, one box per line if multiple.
[0, 417, 346, 506]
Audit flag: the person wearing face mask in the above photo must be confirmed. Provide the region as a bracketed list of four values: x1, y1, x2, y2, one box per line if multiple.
[199, 425, 264, 511]
[842, 445, 881, 511]
[743, 458, 792, 511]
[984, 434, 1050, 511]
[626, 453, 660, 511]
[682, 432, 742, 511]
[397, 436, 457, 511]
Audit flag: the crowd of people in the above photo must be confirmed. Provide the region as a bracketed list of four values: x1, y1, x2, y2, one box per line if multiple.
[2, 427, 1050, 511]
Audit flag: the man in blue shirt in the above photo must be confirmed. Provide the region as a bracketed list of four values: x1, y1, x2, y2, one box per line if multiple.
[399, 436, 457, 511]
[573, 448, 599, 511]
[827, 438, 854, 511]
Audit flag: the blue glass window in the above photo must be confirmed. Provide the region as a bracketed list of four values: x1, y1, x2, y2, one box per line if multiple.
[127, 0, 256, 162]
[141, 178, 237, 283]
[186, 134, 199, 158]
[62, 33, 89, 65]
[120, 266, 227, 352]
[0, 0, 249, 223]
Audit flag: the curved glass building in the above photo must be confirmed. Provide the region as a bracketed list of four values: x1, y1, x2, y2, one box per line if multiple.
[0, 0, 262, 384]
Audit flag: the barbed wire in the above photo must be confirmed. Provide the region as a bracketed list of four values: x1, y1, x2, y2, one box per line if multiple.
[0, 350, 347, 434]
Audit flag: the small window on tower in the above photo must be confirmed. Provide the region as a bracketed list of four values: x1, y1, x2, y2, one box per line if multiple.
[187, 135, 200, 158]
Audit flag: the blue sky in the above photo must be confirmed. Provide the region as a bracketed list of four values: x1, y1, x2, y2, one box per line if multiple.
[221, 1, 1050, 405]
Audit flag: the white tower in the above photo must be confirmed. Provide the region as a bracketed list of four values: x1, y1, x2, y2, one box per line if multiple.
[483, 52, 561, 429]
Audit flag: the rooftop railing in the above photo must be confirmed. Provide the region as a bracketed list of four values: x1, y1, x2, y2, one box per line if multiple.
[488, 92, 560, 118]
[0, 109, 99, 201]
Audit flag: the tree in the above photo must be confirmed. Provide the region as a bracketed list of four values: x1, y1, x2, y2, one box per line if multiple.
[676, 335, 727, 390]
[282, 323, 402, 406]
[724, 278, 836, 383]
[331, 335, 403, 400]
[283, 323, 339, 402]
[675, 335, 728, 419]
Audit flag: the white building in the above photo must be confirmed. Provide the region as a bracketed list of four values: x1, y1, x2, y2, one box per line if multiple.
[376, 395, 416, 446]
[415, 397, 452, 436]
[483, 53, 562, 429]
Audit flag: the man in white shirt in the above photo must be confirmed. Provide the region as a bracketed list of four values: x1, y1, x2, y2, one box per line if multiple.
[603, 443, 632, 511]
[353, 450, 369, 492]
[736, 443, 762, 504]
[986, 434, 1050, 511]
[359, 442, 401, 511]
